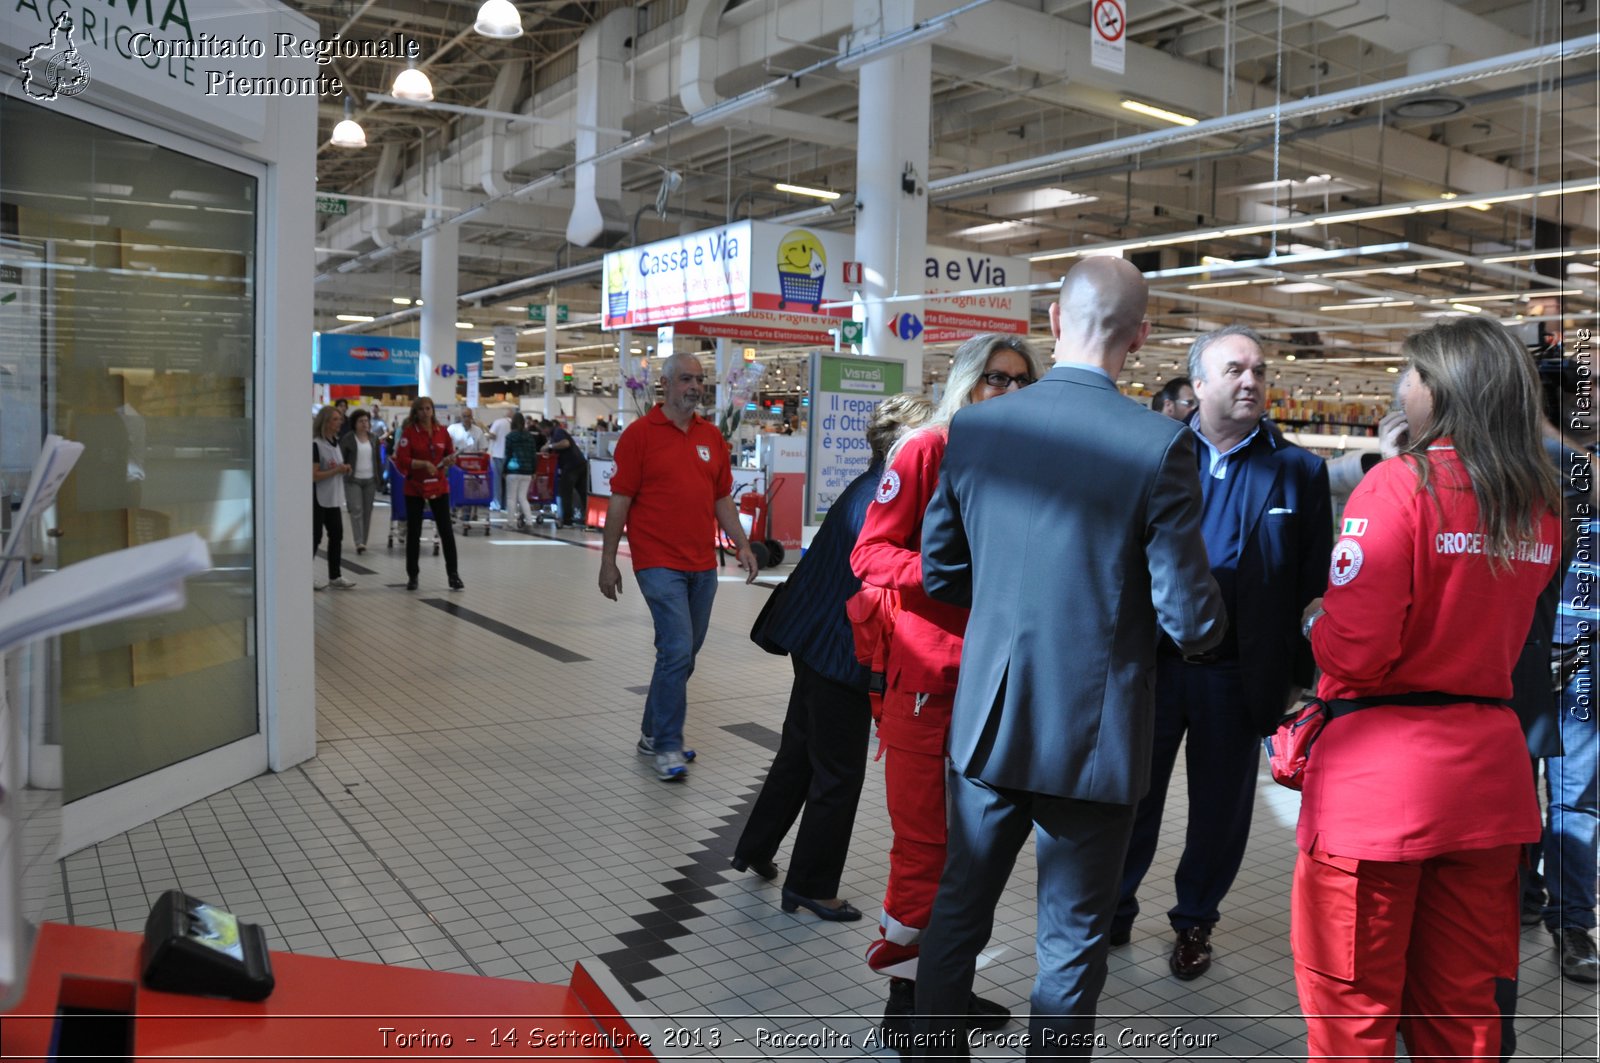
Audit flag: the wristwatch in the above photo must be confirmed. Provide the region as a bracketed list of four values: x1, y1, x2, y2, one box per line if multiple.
[1301, 610, 1323, 641]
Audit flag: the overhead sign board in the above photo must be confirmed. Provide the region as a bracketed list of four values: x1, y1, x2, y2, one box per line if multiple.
[313, 334, 483, 386]
[606, 223, 1033, 343]
[806, 355, 905, 523]
[528, 304, 569, 323]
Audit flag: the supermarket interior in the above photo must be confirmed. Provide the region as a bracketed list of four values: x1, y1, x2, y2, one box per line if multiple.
[0, 0, 1598, 1058]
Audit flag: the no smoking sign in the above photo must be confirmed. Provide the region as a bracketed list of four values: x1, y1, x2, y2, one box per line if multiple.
[1091, 0, 1126, 74]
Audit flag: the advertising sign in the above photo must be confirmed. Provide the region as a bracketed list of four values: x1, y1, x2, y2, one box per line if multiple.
[921, 248, 1033, 340]
[806, 354, 905, 523]
[492, 326, 518, 375]
[617, 225, 1032, 345]
[601, 221, 753, 329]
[313, 334, 483, 386]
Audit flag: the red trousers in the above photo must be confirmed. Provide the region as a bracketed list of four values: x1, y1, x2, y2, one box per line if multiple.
[1292, 841, 1521, 1062]
[868, 689, 953, 978]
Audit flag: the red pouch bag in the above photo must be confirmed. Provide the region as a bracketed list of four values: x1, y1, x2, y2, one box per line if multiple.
[1263, 698, 1332, 791]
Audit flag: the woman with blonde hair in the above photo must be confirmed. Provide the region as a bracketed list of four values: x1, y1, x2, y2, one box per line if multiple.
[1294, 314, 1560, 1060]
[849, 334, 1041, 1044]
[312, 405, 355, 590]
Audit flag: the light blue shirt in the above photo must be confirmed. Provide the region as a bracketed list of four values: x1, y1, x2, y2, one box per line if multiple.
[1192, 419, 1269, 480]
[1052, 359, 1114, 383]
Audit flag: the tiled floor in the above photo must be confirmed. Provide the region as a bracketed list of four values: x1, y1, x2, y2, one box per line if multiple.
[54, 506, 1600, 1059]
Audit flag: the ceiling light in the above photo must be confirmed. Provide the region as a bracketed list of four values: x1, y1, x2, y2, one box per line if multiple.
[1449, 302, 1485, 313]
[1391, 94, 1468, 120]
[393, 63, 434, 103]
[515, 361, 529, 368]
[690, 88, 779, 127]
[391, 297, 411, 305]
[1320, 300, 1415, 311]
[1439, 191, 1459, 200]
[330, 96, 367, 148]
[836, 20, 956, 71]
[1120, 99, 1198, 126]
[335, 314, 375, 323]
[456, 321, 474, 329]
[1272, 282, 1334, 293]
[473, 0, 523, 39]
[775, 182, 842, 201]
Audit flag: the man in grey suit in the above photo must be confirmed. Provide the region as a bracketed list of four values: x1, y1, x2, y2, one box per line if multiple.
[913, 257, 1226, 1059]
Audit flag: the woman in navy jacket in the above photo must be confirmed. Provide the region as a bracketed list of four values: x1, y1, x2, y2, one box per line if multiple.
[732, 395, 931, 920]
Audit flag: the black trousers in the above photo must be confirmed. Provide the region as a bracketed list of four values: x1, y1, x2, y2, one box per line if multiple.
[313, 504, 342, 579]
[404, 493, 459, 579]
[735, 657, 871, 899]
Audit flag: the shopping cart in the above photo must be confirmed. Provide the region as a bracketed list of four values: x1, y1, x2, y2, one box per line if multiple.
[385, 460, 440, 555]
[776, 270, 824, 313]
[449, 452, 493, 535]
[525, 452, 559, 526]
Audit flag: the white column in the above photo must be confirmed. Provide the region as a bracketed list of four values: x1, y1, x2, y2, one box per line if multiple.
[420, 225, 458, 403]
[853, 0, 931, 393]
[543, 287, 558, 418]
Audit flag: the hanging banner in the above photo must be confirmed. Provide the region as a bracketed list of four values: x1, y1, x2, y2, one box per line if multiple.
[922, 248, 1032, 339]
[313, 335, 483, 386]
[1091, 0, 1127, 74]
[492, 326, 518, 375]
[806, 354, 905, 523]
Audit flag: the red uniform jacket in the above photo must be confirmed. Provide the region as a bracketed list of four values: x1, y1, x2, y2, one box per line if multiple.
[394, 422, 455, 499]
[1304, 443, 1558, 861]
[850, 428, 970, 701]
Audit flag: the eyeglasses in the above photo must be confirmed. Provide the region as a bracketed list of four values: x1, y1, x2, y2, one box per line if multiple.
[1173, 397, 1198, 409]
[981, 371, 1035, 390]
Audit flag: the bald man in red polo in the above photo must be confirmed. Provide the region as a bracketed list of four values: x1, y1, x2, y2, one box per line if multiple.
[600, 352, 759, 782]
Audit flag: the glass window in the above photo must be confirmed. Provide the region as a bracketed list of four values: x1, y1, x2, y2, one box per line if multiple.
[0, 98, 258, 802]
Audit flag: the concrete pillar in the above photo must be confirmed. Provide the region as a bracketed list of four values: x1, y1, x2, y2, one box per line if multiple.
[853, 0, 930, 392]
[543, 288, 558, 418]
[419, 225, 458, 403]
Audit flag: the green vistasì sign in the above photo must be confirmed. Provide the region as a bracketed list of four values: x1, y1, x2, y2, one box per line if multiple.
[807, 353, 906, 523]
[528, 304, 569, 323]
[315, 196, 348, 216]
[818, 355, 901, 395]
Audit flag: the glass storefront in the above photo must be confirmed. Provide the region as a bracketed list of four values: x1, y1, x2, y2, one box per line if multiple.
[0, 98, 259, 802]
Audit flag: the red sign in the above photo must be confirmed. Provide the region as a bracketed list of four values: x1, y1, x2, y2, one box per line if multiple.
[842, 261, 864, 285]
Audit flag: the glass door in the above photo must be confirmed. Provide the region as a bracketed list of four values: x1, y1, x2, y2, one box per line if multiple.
[0, 97, 263, 818]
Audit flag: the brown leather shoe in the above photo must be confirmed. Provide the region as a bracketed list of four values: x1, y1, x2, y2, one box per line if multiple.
[1169, 926, 1212, 980]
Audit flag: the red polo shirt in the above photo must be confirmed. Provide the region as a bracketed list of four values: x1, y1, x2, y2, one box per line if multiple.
[610, 404, 732, 572]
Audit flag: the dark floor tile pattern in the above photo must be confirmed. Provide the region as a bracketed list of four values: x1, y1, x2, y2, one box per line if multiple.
[420, 599, 590, 662]
[595, 722, 785, 1001]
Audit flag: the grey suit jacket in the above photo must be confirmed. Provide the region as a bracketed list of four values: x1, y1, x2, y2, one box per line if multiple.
[921, 365, 1226, 804]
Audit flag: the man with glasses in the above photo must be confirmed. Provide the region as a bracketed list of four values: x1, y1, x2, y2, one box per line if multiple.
[1151, 376, 1197, 420]
[1111, 323, 1331, 981]
[600, 352, 759, 782]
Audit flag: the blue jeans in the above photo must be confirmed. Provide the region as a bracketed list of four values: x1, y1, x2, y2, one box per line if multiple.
[1542, 661, 1598, 931]
[635, 567, 717, 754]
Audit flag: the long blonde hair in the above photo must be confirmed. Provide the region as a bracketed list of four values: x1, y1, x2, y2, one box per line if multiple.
[1398, 316, 1559, 571]
[887, 334, 1041, 466]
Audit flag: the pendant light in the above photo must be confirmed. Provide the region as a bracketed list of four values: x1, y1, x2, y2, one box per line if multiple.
[473, 0, 523, 39]
[329, 96, 367, 148]
[392, 61, 434, 102]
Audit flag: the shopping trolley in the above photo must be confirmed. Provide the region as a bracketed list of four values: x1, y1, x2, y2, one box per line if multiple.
[524, 452, 559, 526]
[776, 270, 824, 313]
[449, 452, 493, 535]
[385, 460, 440, 555]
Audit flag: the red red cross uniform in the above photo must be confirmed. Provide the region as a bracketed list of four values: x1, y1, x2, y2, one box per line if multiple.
[849, 428, 968, 977]
[1296, 444, 1558, 1061]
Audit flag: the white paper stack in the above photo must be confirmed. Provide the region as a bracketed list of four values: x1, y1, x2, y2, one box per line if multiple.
[0, 533, 213, 656]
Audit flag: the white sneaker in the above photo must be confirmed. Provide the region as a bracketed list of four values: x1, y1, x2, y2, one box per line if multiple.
[637, 733, 697, 762]
[314, 579, 327, 591]
[329, 576, 357, 589]
[653, 750, 688, 782]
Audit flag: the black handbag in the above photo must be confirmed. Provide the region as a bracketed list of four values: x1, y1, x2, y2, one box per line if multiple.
[749, 582, 789, 656]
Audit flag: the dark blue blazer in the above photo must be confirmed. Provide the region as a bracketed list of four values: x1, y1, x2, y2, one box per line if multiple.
[759, 462, 881, 688]
[1192, 417, 1332, 735]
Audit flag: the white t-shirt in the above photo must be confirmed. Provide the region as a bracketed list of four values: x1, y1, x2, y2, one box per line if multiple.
[449, 422, 487, 453]
[313, 437, 344, 508]
[353, 438, 375, 480]
[487, 416, 512, 459]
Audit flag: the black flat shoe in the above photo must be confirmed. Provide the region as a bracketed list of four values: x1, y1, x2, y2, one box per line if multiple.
[780, 888, 861, 921]
[405, 578, 418, 591]
[731, 856, 778, 881]
[448, 575, 465, 590]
